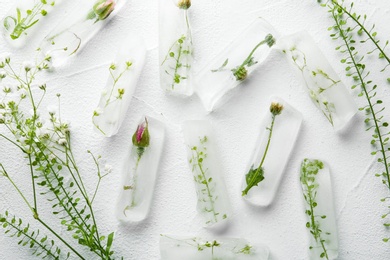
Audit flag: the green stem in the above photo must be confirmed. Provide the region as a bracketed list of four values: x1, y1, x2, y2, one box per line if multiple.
[242, 114, 276, 196]
[332, 9, 390, 189]
[332, 1, 390, 66]
[235, 35, 271, 72]
[37, 218, 85, 260]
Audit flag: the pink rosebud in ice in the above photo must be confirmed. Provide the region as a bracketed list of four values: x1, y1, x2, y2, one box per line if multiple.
[132, 118, 150, 148]
[93, 0, 116, 21]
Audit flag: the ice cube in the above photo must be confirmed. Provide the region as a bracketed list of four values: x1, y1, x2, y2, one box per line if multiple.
[242, 97, 302, 206]
[159, 0, 193, 96]
[300, 159, 339, 260]
[182, 120, 231, 229]
[40, 0, 127, 67]
[92, 35, 146, 137]
[1, 0, 62, 48]
[116, 116, 165, 222]
[160, 235, 270, 260]
[195, 18, 279, 112]
[276, 31, 357, 131]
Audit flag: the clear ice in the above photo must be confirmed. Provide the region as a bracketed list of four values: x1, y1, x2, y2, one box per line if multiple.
[300, 159, 339, 260]
[276, 31, 357, 131]
[182, 120, 231, 229]
[92, 36, 146, 137]
[1, 0, 61, 48]
[242, 97, 302, 206]
[195, 18, 279, 111]
[160, 235, 270, 260]
[116, 116, 165, 222]
[40, 0, 127, 67]
[159, 0, 193, 96]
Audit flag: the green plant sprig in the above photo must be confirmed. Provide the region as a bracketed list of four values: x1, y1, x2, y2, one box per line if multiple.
[242, 102, 283, 196]
[300, 159, 330, 260]
[0, 54, 120, 259]
[317, 0, 390, 241]
[3, 0, 55, 40]
[211, 34, 275, 81]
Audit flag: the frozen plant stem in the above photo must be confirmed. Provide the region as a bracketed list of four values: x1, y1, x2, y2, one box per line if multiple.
[212, 34, 275, 81]
[4, 1, 55, 40]
[301, 159, 329, 260]
[242, 102, 283, 196]
[190, 137, 218, 223]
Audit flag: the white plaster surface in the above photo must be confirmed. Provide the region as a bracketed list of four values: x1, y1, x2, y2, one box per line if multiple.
[0, 0, 390, 259]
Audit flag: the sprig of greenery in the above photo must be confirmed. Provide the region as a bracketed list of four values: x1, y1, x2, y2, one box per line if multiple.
[300, 159, 330, 260]
[242, 102, 283, 196]
[161, 8, 192, 90]
[92, 61, 133, 135]
[0, 53, 120, 259]
[3, 0, 55, 40]
[317, 0, 390, 241]
[211, 34, 275, 81]
[0, 211, 64, 259]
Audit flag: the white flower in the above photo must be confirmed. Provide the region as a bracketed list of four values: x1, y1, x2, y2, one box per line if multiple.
[0, 113, 4, 124]
[2, 84, 13, 94]
[58, 138, 67, 146]
[23, 61, 34, 72]
[47, 105, 58, 115]
[104, 164, 113, 173]
[93, 107, 103, 116]
[18, 89, 27, 98]
[19, 136, 27, 144]
[0, 52, 11, 63]
[0, 70, 6, 79]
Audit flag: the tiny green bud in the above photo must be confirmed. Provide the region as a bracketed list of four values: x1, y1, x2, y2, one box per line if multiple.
[233, 67, 248, 81]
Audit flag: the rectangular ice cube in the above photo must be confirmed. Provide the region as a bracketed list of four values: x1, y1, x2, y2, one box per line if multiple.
[92, 35, 146, 137]
[300, 159, 339, 260]
[116, 116, 165, 222]
[159, 0, 193, 96]
[182, 120, 231, 229]
[242, 97, 302, 206]
[160, 235, 269, 260]
[276, 31, 357, 131]
[195, 18, 279, 111]
[1, 0, 62, 48]
[40, 0, 127, 67]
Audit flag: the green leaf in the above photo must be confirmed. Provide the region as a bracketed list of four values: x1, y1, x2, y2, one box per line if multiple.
[242, 166, 264, 196]
[106, 232, 115, 255]
[211, 59, 229, 72]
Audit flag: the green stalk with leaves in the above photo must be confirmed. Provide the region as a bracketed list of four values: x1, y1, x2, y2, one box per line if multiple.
[242, 102, 283, 196]
[0, 53, 121, 259]
[3, 0, 57, 41]
[211, 34, 276, 81]
[316, 0, 390, 241]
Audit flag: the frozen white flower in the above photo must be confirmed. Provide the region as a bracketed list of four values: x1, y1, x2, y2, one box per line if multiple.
[93, 107, 103, 116]
[18, 89, 27, 98]
[2, 84, 13, 94]
[23, 61, 34, 72]
[104, 164, 113, 173]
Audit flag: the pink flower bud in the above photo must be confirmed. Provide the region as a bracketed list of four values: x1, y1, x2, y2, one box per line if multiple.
[132, 118, 150, 148]
[93, 0, 116, 21]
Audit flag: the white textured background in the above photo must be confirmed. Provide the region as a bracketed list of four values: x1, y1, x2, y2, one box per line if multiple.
[1, 0, 390, 259]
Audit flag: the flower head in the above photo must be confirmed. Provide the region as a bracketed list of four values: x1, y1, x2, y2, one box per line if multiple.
[132, 118, 150, 148]
[270, 102, 284, 116]
[233, 66, 248, 81]
[93, 0, 116, 20]
[23, 61, 34, 72]
[176, 0, 191, 9]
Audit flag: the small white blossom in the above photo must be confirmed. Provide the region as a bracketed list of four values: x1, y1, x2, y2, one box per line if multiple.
[93, 107, 103, 116]
[47, 105, 58, 115]
[58, 138, 67, 146]
[0, 70, 6, 79]
[18, 89, 27, 98]
[104, 164, 113, 173]
[0, 52, 11, 63]
[23, 61, 34, 72]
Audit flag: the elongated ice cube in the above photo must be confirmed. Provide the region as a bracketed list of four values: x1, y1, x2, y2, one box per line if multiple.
[1, 0, 62, 48]
[92, 36, 146, 137]
[276, 31, 357, 131]
[116, 116, 165, 222]
[242, 97, 302, 206]
[182, 120, 231, 229]
[160, 235, 270, 260]
[300, 159, 339, 260]
[195, 18, 279, 111]
[159, 0, 193, 96]
[40, 0, 127, 67]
